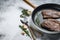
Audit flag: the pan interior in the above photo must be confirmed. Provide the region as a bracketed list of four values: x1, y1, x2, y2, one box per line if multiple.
[33, 9, 60, 32]
[34, 11, 43, 26]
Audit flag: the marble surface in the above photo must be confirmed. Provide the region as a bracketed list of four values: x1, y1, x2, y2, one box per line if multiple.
[0, 0, 60, 40]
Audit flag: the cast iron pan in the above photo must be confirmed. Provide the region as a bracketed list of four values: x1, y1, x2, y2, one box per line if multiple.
[32, 3, 60, 23]
[31, 3, 60, 33]
[23, 0, 60, 34]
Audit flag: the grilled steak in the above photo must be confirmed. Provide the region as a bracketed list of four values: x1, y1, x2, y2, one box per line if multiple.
[41, 19, 60, 31]
[42, 10, 60, 19]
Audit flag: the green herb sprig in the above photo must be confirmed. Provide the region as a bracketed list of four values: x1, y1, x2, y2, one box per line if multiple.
[19, 9, 31, 37]
[20, 9, 31, 18]
[19, 25, 30, 37]
[22, 9, 29, 16]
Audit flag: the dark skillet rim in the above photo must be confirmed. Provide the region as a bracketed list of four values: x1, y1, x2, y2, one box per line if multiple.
[31, 3, 60, 33]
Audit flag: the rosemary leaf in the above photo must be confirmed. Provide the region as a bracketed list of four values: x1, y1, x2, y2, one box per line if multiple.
[20, 15, 24, 18]
[35, 17, 40, 26]
[22, 9, 29, 16]
[19, 25, 30, 37]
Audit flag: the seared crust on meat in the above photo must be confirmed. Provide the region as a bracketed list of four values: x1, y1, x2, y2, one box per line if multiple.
[41, 19, 60, 31]
[42, 10, 60, 19]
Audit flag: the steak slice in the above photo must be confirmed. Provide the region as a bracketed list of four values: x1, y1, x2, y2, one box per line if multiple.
[42, 10, 60, 19]
[41, 19, 60, 31]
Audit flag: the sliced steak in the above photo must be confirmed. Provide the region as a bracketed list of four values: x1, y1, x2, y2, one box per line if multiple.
[42, 10, 60, 19]
[41, 19, 60, 31]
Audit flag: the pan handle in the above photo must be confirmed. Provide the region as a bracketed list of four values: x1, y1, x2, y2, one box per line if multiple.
[23, 0, 36, 9]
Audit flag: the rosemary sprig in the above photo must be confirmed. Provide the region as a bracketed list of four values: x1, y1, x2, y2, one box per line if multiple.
[19, 25, 30, 37]
[19, 9, 31, 37]
[22, 9, 30, 16]
[35, 17, 40, 26]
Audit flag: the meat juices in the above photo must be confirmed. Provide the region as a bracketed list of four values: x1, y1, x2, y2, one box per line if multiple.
[41, 19, 60, 31]
[42, 10, 60, 19]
